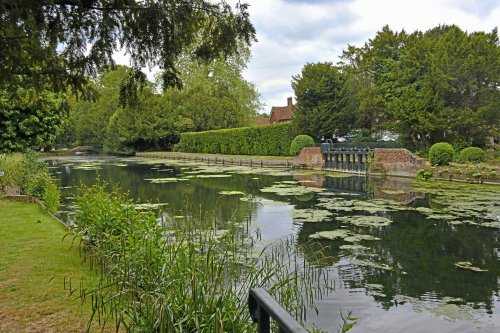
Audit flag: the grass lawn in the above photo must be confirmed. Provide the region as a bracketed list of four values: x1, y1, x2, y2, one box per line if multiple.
[137, 151, 294, 160]
[0, 199, 113, 333]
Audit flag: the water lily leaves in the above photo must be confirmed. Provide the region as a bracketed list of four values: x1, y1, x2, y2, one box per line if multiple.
[134, 203, 168, 210]
[353, 259, 392, 271]
[309, 230, 350, 240]
[340, 244, 369, 251]
[145, 177, 187, 183]
[73, 164, 102, 170]
[344, 234, 381, 242]
[293, 209, 334, 223]
[454, 261, 488, 272]
[337, 215, 393, 227]
[185, 174, 232, 179]
[218, 191, 245, 196]
[260, 182, 324, 196]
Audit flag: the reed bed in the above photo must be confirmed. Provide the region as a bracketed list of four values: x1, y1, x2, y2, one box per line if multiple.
[70, 182, 330, 332]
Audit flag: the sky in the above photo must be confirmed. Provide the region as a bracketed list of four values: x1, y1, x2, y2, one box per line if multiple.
[114, 0, 500, 113]
[241, 0, 500, 112]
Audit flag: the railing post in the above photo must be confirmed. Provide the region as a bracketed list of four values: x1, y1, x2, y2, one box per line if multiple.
[248, 288, 308, 333]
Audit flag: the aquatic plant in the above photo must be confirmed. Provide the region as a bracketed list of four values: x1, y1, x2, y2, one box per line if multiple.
[72, 182, 329, 332]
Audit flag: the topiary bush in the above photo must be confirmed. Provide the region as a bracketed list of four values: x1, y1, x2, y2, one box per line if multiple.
[289, 135, 315, 156]
[428, 142, 454, 166]
[460, 147, 485, 163]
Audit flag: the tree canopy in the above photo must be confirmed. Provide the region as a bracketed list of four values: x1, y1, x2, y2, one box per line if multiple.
[294, 25, 499, 148]
[0, 0, 256, 97]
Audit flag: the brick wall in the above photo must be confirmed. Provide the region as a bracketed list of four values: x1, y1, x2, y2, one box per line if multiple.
[293, 147, 323, 169]
[372, 148, 427, 177]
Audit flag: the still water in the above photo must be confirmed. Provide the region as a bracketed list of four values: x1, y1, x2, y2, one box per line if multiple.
[46, 156, 500, 333]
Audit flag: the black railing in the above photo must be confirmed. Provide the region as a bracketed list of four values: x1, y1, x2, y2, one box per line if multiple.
[248, 288, 308, 333]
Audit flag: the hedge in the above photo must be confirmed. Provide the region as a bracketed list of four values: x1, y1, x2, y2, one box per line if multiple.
[177, 123, 295, 156]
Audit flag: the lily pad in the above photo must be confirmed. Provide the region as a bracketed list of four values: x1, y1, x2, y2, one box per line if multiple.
[218, 191, 245, 196]
[340, 244, 369, 251]
[353, 259, 392, 271]
[293, 209, 334, 223]
[344, 234, 381, 243]
[337, 215, 393, 227]
[145, 177, 187, 183]
[309, 230, 350, 240]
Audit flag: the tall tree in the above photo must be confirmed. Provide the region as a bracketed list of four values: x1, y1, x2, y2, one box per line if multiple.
[0, 87, 67, 152]
[291, 62, 355, 141]
[175, 51, 261, 131]
[0, 0, 256, 97]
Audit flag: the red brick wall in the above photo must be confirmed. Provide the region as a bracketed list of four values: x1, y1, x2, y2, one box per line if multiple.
[373, 148, 427, 177]
[293, 147, 323, 169]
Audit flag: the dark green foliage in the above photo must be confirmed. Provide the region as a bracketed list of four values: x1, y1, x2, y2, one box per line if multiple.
[0, 152, 60, 212]
[339, 25, 499, 148]
[429, 142, 455, 166]
[0, 0, 255, 98]
[0, 88, 67, 152]
[460, 147, 485, 163]
[292, 62, 357, 141]
[290, 135, 315, 155]
[178, 123, 295, 156]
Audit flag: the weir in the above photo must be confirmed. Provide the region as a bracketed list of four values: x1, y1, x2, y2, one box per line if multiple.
[321, 143, 368, 174]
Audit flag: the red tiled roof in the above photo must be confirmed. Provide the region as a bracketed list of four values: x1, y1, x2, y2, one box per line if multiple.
[270, 106, 293, 123]
[254, 117, 270, 126]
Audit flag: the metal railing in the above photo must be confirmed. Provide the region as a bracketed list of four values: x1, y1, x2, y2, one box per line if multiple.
[248, 288, 308, 333]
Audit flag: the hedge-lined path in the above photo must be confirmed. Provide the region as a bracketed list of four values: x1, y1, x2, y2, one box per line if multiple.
[136, 151, 294, 168]
[0, 199, 115, 333]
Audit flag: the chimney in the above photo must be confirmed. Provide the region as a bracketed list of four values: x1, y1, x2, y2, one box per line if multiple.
[287, 97, 293, 107]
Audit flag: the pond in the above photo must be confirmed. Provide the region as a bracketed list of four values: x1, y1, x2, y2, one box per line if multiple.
[46, 155, 500, 333]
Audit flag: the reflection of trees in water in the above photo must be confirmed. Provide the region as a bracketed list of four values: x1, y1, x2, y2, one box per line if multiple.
[54, 159, 500, 312]
[296, 207, 500, 311]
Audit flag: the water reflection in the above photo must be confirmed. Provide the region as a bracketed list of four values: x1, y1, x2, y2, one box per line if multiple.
[46, 156, 500, 333]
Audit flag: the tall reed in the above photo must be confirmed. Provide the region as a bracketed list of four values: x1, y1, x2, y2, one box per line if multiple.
[71, 182, 329, 332]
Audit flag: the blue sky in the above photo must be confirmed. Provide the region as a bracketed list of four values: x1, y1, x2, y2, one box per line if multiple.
[241, 0, 499, 112]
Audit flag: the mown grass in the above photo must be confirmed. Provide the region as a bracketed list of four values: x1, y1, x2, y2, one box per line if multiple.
[0, 199, 112, 333]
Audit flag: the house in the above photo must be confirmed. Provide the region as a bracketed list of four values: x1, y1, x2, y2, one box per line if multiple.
[254, 117, 270, 126]
[269, 97, 294, 124]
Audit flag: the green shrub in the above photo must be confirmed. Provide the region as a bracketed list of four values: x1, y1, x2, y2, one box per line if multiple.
[178, 123, 295, 156]
[429, 142, 454, 166]
[42, 182, 60, 213]
[0, 152, 60, 210]
[460, 147, 485, 163]
[289, 135, 315, 155]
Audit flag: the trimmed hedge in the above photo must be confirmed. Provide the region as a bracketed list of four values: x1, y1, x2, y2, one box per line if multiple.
[429, 142, 454, 166]
[460, 147, 485, 163]
[177, 123, 295, 156]
[290, 135, 315, 155]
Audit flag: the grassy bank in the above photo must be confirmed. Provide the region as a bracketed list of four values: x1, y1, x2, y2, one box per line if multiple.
[0, 199, 107, 333]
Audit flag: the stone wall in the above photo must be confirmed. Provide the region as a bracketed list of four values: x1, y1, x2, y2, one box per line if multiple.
[293, 147, 323, 169]
[372, 148, 427, 177]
